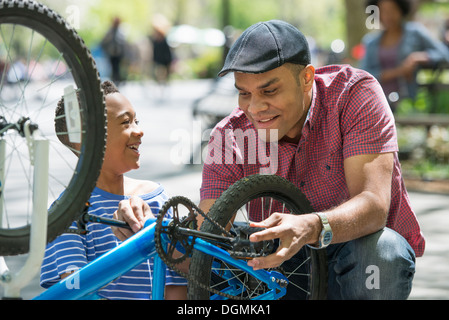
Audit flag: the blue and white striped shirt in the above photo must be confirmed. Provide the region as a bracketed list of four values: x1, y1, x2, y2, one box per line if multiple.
[40, 185, 186, 299]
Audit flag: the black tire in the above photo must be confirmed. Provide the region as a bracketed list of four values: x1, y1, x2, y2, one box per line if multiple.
[0, 0, 105, 255]
[188, 174, 327, 300]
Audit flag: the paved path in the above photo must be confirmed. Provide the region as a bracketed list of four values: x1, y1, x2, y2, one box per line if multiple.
[407, 191, 449, 299]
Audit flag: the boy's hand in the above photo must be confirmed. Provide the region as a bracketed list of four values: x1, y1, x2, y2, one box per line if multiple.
[112, 196, 154, 241]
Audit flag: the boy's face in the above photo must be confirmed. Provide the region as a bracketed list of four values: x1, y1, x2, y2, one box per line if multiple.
[102, 92, 143, 175]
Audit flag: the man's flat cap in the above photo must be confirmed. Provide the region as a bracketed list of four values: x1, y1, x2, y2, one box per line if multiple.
[218, 20, 311, 77]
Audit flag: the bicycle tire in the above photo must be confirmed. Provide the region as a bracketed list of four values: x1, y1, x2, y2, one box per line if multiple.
[188, 174, 328, 300]
[0, 0, 105, 255]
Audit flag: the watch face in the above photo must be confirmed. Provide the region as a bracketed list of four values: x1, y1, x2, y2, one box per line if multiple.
[323, 231, 333, 245]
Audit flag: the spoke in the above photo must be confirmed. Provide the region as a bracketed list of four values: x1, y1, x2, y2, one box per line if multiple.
[211, 261, 269, 299]
[48, 136, 80, 167]
[284, 256, 311, 279]
[1, 25, 49, 120]
[287, 278, 310, 295]
[35, 62, 71, 93]
[1, 138, 33, 228]
[210, 272, 242, 289]
[0, 24, 19, 120]
[24, 29, 36, 83]
[19, 36, 49, 116]
[246, 278, 265, 299]
[32, 53, 68, 120]
[267, 197, 273, 218]
[0, 26, 10, 91]
[208, 193, 317, 299]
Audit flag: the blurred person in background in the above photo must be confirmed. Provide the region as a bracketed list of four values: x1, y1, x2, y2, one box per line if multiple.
[101, 17, 128, 84]
[149, 14, 173, 100]
[360, 0, 449, 112]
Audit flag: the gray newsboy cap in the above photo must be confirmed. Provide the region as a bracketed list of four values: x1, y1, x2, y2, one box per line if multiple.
[218, 20, 311, 77]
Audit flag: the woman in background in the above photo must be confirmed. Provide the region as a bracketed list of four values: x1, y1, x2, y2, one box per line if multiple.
[360, 0, 449, 112]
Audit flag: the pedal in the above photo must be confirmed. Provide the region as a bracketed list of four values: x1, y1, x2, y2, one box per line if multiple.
[230, 238, 274, 260]
[228, 223, 274, 260]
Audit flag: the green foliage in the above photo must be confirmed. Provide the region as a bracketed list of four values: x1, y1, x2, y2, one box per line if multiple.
[397, 124, 449, 181]
[224, 0, 345, 48]
[184, 47, 222, 79]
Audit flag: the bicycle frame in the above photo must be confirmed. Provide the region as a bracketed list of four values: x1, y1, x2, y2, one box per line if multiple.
[34, 218, 288, 300]
[0, 127, 49, 298]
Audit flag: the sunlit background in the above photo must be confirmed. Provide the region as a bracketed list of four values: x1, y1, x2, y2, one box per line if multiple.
[37, 0, 449, 78]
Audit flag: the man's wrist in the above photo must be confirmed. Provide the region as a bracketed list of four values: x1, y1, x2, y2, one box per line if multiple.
[307, 213, 322, 246]
[307, 212, 333, 249]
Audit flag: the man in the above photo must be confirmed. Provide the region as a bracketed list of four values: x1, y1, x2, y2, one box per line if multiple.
[115, 20, 424, 299]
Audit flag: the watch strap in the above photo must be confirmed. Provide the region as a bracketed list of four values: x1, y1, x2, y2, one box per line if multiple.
[307, 212, 332, 249]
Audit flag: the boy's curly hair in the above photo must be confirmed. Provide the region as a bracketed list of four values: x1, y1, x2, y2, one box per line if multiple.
[55, 80, 119, 153]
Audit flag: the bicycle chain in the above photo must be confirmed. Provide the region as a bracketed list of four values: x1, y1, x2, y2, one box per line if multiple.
[154, 196, 247, 300]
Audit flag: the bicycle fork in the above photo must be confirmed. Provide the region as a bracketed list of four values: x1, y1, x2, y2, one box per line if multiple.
[0, 124, 49, 299]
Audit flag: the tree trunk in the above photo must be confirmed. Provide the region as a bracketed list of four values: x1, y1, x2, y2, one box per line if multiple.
[344, 0, 369, 63]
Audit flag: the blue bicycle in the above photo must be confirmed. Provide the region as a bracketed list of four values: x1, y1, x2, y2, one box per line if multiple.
[34, 174, 327, 300]
[0, 0, 327, 300]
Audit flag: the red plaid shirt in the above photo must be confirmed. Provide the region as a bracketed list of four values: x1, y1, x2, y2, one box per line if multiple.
[201, 65, 425, 257]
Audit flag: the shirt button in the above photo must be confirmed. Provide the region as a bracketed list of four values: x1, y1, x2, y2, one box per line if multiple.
[300, 181, 305, 187]
[326, 165, 331, 170]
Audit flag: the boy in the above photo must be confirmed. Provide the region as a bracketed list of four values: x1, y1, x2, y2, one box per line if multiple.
[40, 81, 187, 300]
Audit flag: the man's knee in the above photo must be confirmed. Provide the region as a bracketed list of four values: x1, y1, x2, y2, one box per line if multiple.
[328, 228, 416, 299]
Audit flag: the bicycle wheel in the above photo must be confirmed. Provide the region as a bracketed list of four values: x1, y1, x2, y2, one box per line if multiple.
[188, 174, 327, 300]
[0, 0, 105, 255]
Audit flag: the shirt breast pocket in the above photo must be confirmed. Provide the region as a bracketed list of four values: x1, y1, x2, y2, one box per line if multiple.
[318, 152, 346, 189]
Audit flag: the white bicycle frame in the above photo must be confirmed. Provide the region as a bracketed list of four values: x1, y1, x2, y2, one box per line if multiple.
[0, 123, 49, 298]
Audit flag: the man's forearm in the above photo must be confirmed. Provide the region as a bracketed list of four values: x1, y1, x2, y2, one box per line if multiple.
[314, 190, 389, 245]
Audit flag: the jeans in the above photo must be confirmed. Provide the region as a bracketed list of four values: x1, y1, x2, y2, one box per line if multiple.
[326, 227, 416, 300]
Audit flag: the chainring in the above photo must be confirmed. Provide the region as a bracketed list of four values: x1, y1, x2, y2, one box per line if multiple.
[154, 196, 250, 300]
[154, 196, 199, 265]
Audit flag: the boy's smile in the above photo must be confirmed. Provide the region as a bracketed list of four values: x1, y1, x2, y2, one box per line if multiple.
[127, 142, 140, 152]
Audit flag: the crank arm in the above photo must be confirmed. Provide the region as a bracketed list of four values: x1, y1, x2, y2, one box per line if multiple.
[175, 226, 234, 250]
[86, 214, 132, 230]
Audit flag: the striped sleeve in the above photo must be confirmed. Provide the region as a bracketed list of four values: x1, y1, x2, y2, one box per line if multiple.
[40, 227, 87, 288]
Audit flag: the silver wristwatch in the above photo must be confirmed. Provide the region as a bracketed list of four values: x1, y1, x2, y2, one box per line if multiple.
[309, 212, 333, 249]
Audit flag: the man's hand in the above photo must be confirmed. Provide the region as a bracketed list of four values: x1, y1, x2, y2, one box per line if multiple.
[247, 213, 320, 270]
[112, 196, 154, 241]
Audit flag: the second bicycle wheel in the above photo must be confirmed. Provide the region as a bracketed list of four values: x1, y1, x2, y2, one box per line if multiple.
[188, 174, 328, 300]
[0, 0, 105, 255]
